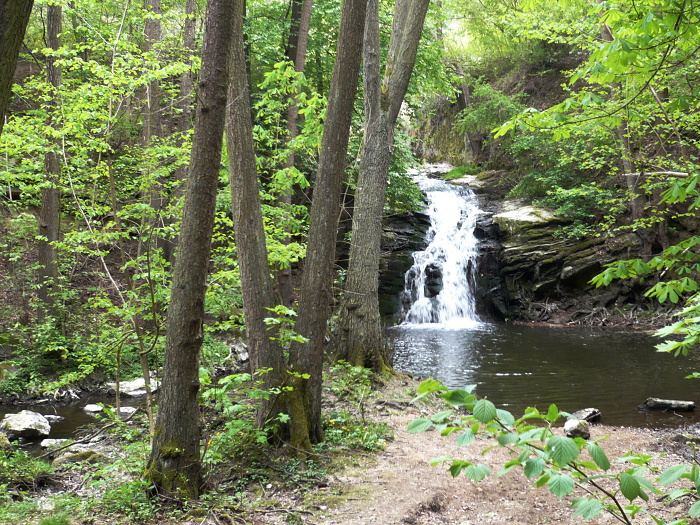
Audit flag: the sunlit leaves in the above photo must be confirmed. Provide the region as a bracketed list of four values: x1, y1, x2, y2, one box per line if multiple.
[546, 436, 580, 466]
[473, 399, 497, 423]
[587, 443, 611, 471]
[547, 473, 574, 498]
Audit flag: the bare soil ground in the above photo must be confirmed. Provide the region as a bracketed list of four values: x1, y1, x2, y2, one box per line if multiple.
[248, 377, 697, 525]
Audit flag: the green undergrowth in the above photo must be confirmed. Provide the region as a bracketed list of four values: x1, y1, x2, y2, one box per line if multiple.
[441, 164, 483, 180]
[0, 362, 402, 524]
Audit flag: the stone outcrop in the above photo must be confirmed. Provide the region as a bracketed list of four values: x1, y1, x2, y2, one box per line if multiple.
[0, 410, 51, 439]
[378, 166, 662, 325]
[450, 176, 652, 323]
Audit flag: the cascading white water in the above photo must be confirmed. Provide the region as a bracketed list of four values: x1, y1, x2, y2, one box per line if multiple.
[400, 174, 483, 328]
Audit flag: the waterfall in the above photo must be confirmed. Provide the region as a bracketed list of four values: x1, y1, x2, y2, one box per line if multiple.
[400, 174, 483, 328]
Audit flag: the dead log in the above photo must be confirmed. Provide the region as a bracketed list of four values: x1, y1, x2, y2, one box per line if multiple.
[641, 398, 695, 412]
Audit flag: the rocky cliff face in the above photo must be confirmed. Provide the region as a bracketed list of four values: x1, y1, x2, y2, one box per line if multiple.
[381, 168, 661, 327]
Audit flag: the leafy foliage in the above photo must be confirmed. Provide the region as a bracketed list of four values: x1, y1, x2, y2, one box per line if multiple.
[409, 379, 700, 524]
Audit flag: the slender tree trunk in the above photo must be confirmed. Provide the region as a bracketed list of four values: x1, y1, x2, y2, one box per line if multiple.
[147, 0, 234, 498]
[340, 0, 429, 371]
[0, 0, 33, 137]
[226, 0, 285, 431]
[168, 0, 197, 260]
[600, 18, 651, 256]
[277, 0, 314, 307]
[291, 0, 367, 445]
[37, 3, 62, 322]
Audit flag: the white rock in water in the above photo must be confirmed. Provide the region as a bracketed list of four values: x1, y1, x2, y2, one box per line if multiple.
[40, 438, 68, 448]
[564, 419, 590, 440]
[119, 406, 138, 416]
[83, 404, 103, 413]
[44, 415, 64, 424]
[0, 410, 51, 439]
[106, 377, 160, 397]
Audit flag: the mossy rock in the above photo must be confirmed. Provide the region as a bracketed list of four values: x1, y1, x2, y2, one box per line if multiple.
[0, 432, 11, 451]
[52, 450, 107, 467]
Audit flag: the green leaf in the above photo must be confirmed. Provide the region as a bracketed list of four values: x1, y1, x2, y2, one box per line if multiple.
[496, 409, 515, 427]
[547, 473, 575, 498]
[545, 404, 560, 422]
[441, 389, 476, 406]
[546, 436, 580, 466]
[473, 399, 497, 423]
[619, 472, 641, 501]
[587, 443, 611, 471]
[659, 464, 690, 486]
[465, 463, 491, 481]
[572, 497, 604, 519]
[456, 429, 475, 447]
[407, 418, 433, 433]
[497, 432, 518, 446]
[524, 457, 546, 479]
[689, 499, 700, 517]
[430, 410, 453, 424]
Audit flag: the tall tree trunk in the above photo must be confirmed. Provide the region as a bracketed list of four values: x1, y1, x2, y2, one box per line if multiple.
[37, 3, 62, 322]
[291, 0, 367, 445]
[168, 0, 197, 260]
[142, 0, 172, 263]
[340, 0, 429, 371]
[146, 0, 233, 498]
[600, 18, 651, 256]
[0, 0, 33, 137]
[226, 0, 285, 432]
[277, 0, 314, 307]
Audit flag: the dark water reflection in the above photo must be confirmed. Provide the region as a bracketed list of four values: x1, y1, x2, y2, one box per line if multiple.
[390, 323, 700, 428]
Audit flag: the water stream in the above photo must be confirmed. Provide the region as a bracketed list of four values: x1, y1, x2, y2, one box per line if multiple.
[393, 174, 700, 429]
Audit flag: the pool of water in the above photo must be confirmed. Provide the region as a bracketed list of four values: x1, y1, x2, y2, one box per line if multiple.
[390, 322, 700, 428]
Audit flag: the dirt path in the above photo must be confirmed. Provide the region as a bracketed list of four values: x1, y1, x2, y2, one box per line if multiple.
[272, 412, 692, 525]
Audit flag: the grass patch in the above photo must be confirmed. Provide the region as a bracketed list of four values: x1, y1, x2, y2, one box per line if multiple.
[441, 165, 483, 180]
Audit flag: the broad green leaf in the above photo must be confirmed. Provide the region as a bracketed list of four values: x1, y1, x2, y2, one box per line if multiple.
[497, 432, 518, 446]
[587, 443, 611, 471]
[619, 472, 641, 501]
[441, 389, 476, 407]
[524, 457, 546, 479]
[416, 378, 446, 394]
[547, 473, 574, 498]
[407, 418, 432, 433]
[430, 410, 453, 424]
[465, 463, 491, 481]
[496, 409, 515, 427]
[456, 429, 475, 447]
[572, 497, 604, 519]
[473, 399, 497, 423]
[546, 436, 580, 466]
[659, 464, 690, 486]
[545, 404, 560, 422]
[689, 500, 700, 517]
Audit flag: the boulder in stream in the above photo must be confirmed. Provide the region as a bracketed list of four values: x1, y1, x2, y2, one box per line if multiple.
[564, 419, 591, 440]
[568, 408, 602, 423]
[106, 376, 160, 397]
[0, 410, 51, 439]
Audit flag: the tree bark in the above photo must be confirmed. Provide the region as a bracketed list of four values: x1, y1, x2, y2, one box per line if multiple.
[0, 0, 34, 137]
[37, 3, 62, 323]
[291, 0, 367, 445]
[277, 0, 314, 307]
[340, 0, 429, 371]
[147, 0, 233, 498]
[226, 0, 285, 432]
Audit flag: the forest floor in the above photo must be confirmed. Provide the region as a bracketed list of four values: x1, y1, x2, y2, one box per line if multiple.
[238, 375, 698, 525]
